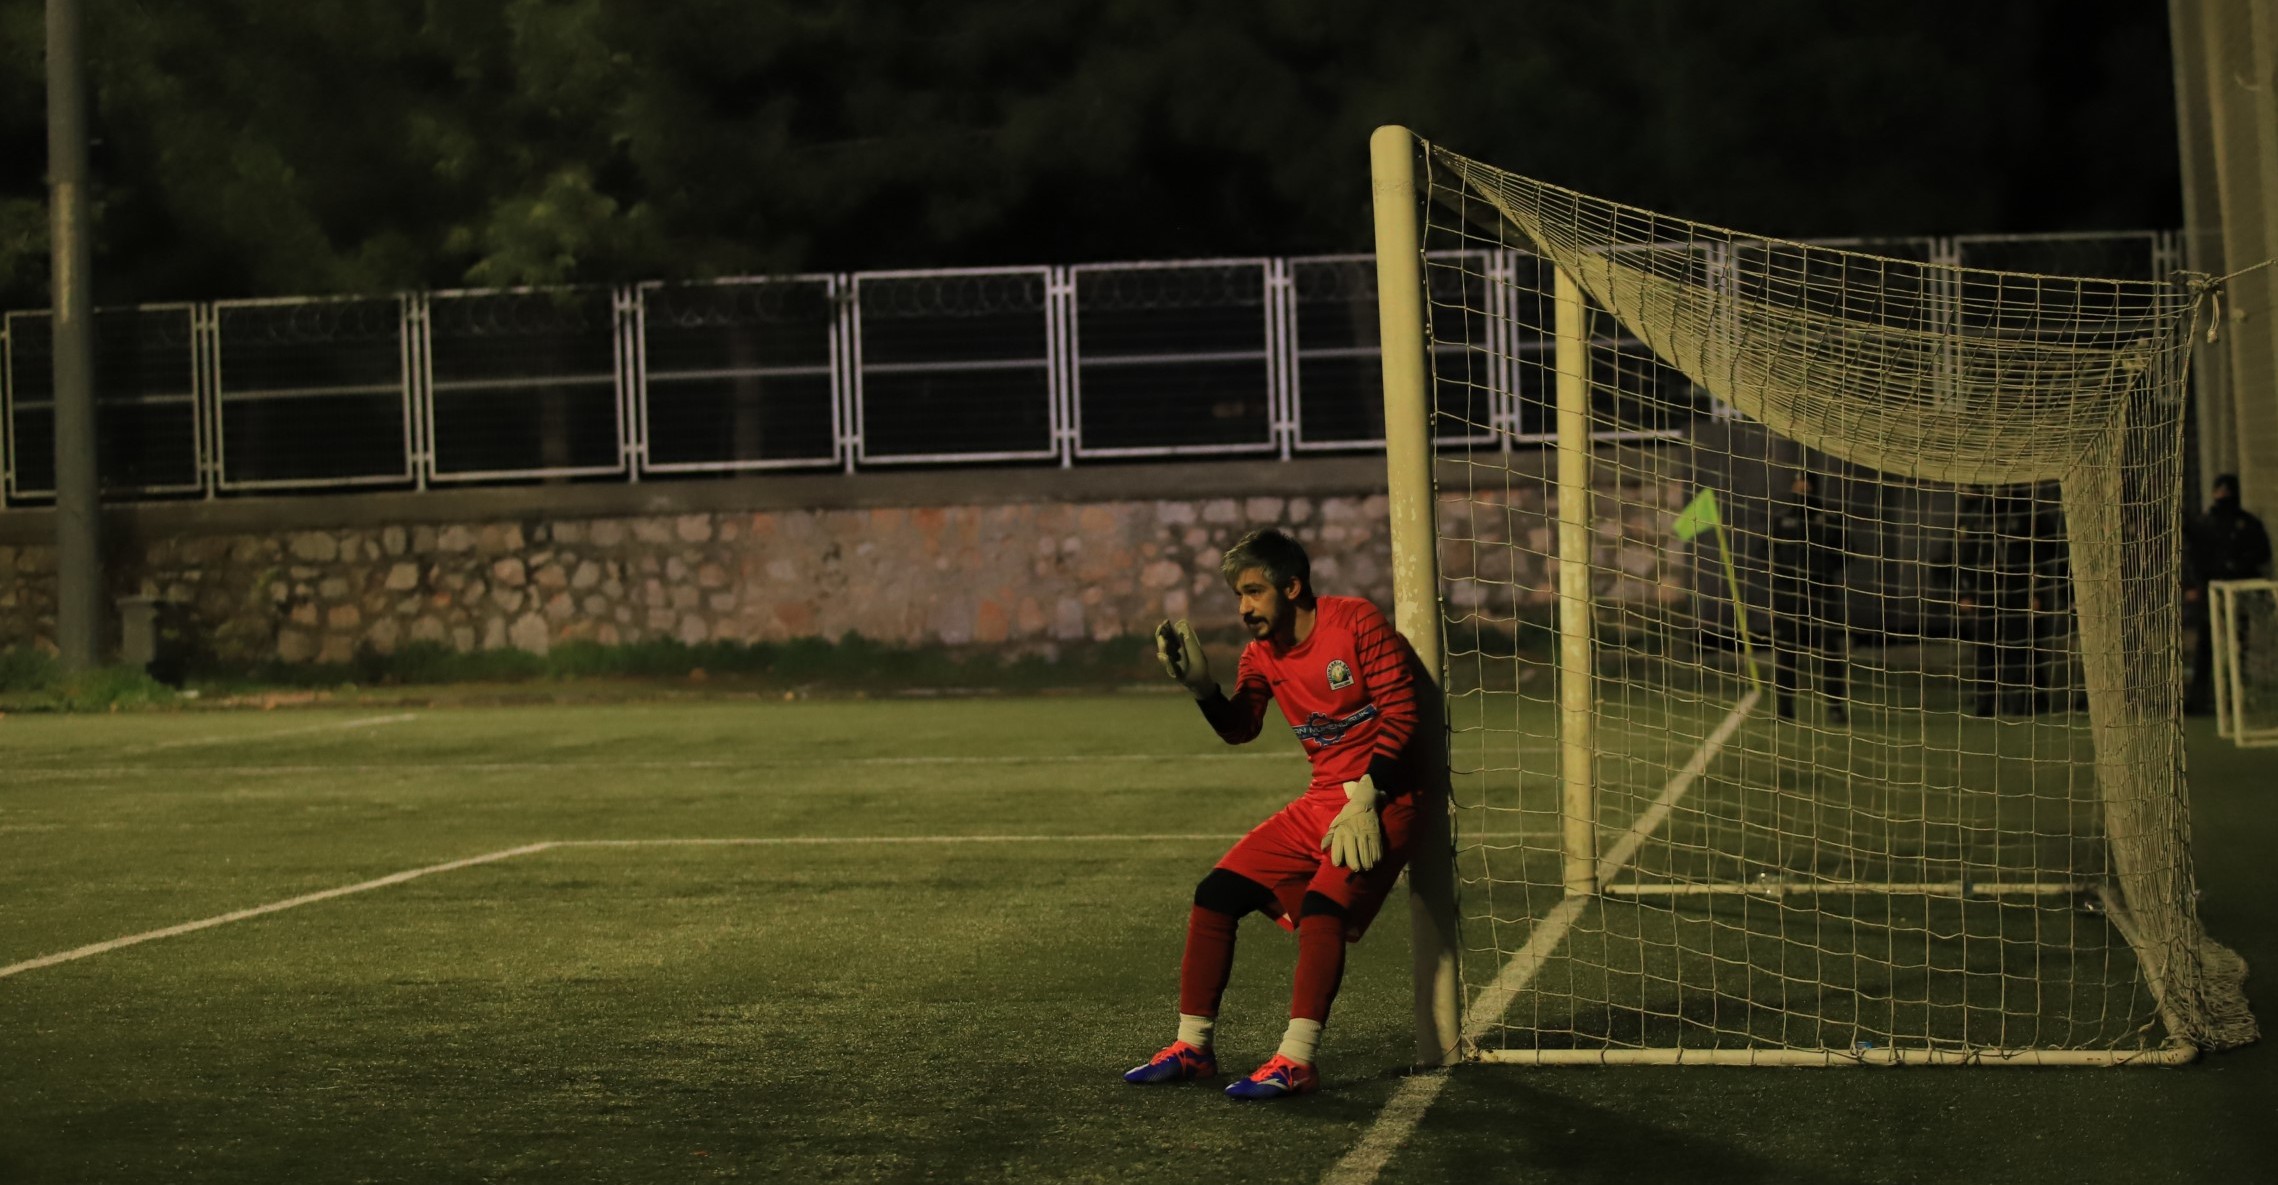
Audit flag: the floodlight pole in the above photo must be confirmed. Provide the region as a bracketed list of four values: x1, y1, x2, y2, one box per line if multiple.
[1371, 125, 1463, 1069]
[48, 0, 104, 671]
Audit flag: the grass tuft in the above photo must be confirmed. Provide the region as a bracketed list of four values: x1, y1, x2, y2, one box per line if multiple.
[0, 650, 179, 711]
[0, 645, 60, 692]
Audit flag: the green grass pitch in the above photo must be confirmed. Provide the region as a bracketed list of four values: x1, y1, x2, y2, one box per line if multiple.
[2, 694, 2272, 1183]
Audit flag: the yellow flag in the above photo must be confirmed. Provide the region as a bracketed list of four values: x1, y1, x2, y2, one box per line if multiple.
[1672, 488, 1721, 541]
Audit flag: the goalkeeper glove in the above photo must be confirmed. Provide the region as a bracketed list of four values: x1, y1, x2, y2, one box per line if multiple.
[1322, 775, 1384, 872]
[1155, 619, 1216, 699]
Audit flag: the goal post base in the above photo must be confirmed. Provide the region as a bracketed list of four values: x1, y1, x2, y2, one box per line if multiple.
[1471, 1043, 2199, 1067]
[1604, 880, 2086, 899]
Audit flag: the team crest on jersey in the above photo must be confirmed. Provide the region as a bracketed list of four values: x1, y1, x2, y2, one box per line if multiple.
[1326, 659, 1354, 690]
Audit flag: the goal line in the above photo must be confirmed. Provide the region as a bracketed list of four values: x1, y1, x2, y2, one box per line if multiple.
[1456, 689, 1757, 1052]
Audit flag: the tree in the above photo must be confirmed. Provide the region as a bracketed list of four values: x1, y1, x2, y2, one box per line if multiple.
[0, 0, 2181, 311]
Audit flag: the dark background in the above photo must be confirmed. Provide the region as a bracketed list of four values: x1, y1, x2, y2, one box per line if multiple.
[0, 0, 2180, 309]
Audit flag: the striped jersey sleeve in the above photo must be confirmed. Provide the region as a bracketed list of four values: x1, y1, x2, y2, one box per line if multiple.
[1198, 644, 1272, 745]
[1348, 599, 1421, 782]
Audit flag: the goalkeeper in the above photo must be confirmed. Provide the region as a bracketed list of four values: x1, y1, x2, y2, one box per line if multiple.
[1125, 528, 1426, 1100]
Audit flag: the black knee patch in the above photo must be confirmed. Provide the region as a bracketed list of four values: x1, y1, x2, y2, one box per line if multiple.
[1298, 891, 1350, 920]
[1194, 868, 1274, 917]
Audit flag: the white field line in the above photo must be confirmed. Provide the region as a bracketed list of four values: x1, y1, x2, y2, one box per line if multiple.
[559, 834, 1244, 848]
[1319, 688, 1761, 1185]
[0, 841, 554, 981]
[0, 831, 1278, 982]
[1, 751, 1308, 778]
[564, 830, 1560, 846]
[1317, 1069, 1451, 1185]
[103, 712, 420, 757]
[0, 823, 1590, 983]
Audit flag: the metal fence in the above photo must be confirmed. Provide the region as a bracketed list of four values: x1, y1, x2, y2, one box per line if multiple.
[0, 231, 2179, 504]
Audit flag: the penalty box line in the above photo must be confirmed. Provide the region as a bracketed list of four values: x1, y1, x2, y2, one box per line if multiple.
[0, 825, 1581, 983]
[0, 833, 1241, 982]
[1320, 688, 1762, 1185]
[3, 751, 1308, 778]
[114, 713, 420, 756]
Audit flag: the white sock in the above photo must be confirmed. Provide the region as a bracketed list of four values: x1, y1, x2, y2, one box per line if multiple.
[1277, 1017, 1323, 1066]
[1177, 1013, 1215, 1050]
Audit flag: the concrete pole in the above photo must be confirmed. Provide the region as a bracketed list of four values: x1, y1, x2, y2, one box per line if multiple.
[2198, 0, 2278, 523]
[1370, 125, 1463, 1068]
[2244, 1, 2278, 522]
[47, 0, 104, 670]
[2169, 0, 2234, 502]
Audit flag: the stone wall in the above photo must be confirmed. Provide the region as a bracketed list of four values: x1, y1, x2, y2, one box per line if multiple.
[0, 458, 1690, 664]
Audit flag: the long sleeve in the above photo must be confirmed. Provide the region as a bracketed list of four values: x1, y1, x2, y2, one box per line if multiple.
[1349, 601, 1421, 784]
[1197, 646, 1271, 745]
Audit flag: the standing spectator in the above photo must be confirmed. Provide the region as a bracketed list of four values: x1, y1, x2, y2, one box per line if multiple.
[2184, 474, 2273, 715]
[1769, 471, 1849, 723]
[2025, 495, 2077, 715]
[1955, 493, 2038, 717]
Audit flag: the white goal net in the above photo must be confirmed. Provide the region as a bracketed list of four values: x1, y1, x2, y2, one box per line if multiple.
[2211, 578, 2278, 747]
[1373, 129, 2258, 1064]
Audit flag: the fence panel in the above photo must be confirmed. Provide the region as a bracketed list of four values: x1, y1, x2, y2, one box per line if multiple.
[1070, 259, 1278, 456]
[638, 276, 841, 473]
[1288, 251, 1504, 449]
[0, 230, 2190, 506]
[1553, 245, 1725, 439]
[851, 268, 1057, 464]
[3, 305, 202, 499]
[1592, 238, 1948, 441]
[1952, 231, 2165, 280]
[1950, 234, 2176, 358]
[423, 287, 627, 482]
[212, 296, 413, 490]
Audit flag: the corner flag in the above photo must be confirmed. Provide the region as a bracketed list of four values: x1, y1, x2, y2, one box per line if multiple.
[1672, 488, 1721, 541]
[1673, 487, 1761, 688]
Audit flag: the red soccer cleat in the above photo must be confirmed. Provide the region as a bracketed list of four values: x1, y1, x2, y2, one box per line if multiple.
[1224, 1053, 1318, 1099]
[1123, 1041, 1218, 1084]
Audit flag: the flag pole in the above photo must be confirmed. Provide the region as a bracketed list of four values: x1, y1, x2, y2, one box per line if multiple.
[1715, 521, 1762, 688]
[1675, 488, 1761, 689]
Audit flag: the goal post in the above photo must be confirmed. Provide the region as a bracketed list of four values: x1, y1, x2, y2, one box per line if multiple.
[2210, 577, 2278, 747]
[1372, 125, 2259, 1066]
[1371, 126, 1463, 1068]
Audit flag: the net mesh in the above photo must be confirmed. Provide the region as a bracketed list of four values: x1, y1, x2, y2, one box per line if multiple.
[2212, 579, 2278, 748]
[1411, 136, 2257, 1060]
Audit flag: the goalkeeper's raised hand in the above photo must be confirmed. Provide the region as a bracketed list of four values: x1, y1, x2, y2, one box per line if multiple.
[1154, 619, 1216, 699]
[1322, 776, 1384, 871]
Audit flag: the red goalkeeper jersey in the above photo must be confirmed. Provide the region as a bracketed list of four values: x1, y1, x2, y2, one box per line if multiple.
[1199, 595, 1426, 797]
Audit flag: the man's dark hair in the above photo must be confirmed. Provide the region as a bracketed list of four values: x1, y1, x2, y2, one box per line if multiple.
[1220, 528, 1311, 596]
[2214, 473, 2240, 502]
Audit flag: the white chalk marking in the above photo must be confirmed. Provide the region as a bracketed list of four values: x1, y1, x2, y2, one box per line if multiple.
[113, 713, 419, 756]
[1318, 689, 1761, 1185]
[1317, 1071, 1452, 1185]
[0, 841, 552, 981]
[559, 834, 1243, 848]
[0, 832, 1252, 981]
[1, 750, 1302, 778]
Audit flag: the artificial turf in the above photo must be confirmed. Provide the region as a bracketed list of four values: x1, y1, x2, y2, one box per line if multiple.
[0, 695, 2270, 1183]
